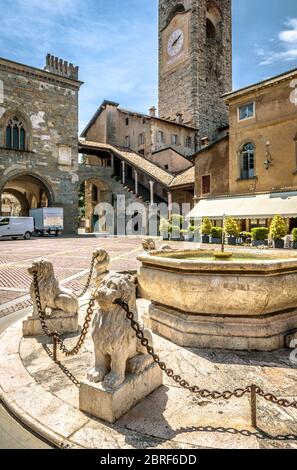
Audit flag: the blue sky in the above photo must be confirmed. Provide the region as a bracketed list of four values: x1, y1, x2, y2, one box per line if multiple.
[0, 0, 297, 131]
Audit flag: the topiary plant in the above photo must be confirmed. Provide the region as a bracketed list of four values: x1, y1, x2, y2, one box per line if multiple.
[159, 218, 170, 233]
[210, 226, 223, 239]
[292, 228, 297, 242]
[269, 215, 287, 241]
[201, 217, 213, 235]
[251, 227, 269, 241]
[224, 217, 240, 237]
[169, 214, 184, 227]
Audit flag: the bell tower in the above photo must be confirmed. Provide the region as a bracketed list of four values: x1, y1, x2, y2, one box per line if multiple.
[158, 0, 232, 143]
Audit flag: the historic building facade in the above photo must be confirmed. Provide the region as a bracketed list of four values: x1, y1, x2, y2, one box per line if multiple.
[0, 55, 82, 233]
[158, 0, 232, 142]
[190, 68, 297, 232]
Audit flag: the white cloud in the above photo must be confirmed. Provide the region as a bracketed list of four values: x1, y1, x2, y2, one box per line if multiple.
[258, 17, 297, 66]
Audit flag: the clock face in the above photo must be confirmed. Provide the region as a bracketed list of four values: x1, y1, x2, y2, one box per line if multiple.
[167, 29, 184, 58]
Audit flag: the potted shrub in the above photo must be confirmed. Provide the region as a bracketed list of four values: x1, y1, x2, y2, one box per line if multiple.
[201, 217, 212, 244]
[269, 215, 287, 249]
[240, 231, 252, 245]
[159, 218, 170, 240]
[185, 226, 195, 242]
[171, 225, 183, 241]
[292, 228, 297, 249]
[224, 217, 240, 246]
[210, 226, 223, 244]
[251, 227, 269, 247]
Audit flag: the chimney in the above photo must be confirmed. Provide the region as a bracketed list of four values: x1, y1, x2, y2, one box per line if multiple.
[149, 106, 156, 118]
[201, 136, 210, 148]
[176, 113, 183, 124]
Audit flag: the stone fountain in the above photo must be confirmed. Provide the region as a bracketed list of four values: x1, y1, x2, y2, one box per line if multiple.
[137, 248, 297, 351]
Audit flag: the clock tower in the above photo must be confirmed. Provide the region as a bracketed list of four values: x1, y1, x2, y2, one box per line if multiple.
[159, 0, 232, 143]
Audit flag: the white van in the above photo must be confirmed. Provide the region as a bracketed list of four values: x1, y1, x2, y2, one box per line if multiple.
[0, 217, 34, 240]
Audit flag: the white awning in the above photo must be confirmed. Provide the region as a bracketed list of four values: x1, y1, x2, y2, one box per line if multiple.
[186, 192, 297, 220]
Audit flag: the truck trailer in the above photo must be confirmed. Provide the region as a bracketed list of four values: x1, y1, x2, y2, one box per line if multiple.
[29, 208, 64, 236]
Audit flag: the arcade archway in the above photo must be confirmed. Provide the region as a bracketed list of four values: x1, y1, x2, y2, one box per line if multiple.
[0, 173, 54, 217]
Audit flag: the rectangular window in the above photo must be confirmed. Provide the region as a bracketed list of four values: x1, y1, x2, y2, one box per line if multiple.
[164, 164, 169, 170]
[125, 117, 129, 126]
[172, 134, 178, 145]
[139, 133, 145, 145]
[157, 131, 165, 144]
[185, 136, 192, 148]
[202, 175, 211, 196]
[125, 136, 130, 148]
[238, 102, 255, 121]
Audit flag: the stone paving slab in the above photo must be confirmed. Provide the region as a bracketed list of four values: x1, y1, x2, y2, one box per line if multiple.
[0, 297, 297, 449]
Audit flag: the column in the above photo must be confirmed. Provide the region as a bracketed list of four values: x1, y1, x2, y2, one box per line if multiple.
[167, 191, 173, 215]
[121, 161, 126, 185]
[111, 154, 114, 171]
[134, 170, 138, 196]
[149, 180, 154, 206]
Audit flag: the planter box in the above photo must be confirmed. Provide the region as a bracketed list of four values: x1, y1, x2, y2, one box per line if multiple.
[210, 237, 222, 245]
[252, 240, 268, 247]
[273, 239, 285, 249]
[161, 233, 170, 241]
[293, 241, 297, 250]
[202, 235, 210, 244]
[227, 237, 237, 246]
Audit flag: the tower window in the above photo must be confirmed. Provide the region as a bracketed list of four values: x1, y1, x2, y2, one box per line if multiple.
[206, 18, 216, 40]
[125, 136, 131, 147]
[6, 116, 26, 151]
[240, 143, 255, 180]
[125, 117, 129, 126]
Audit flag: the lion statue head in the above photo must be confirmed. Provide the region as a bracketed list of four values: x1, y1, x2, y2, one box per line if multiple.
[94, 272, 137, 312]
[142, 238, 156, 252]
[28, 258, 56, 281]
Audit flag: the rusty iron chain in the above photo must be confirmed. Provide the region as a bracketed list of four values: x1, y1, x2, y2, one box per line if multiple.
[32, 271, 96, 357]
[77, 254, 96, 298]
[115, 299, 297, 410]
[43, 344, 81, 388]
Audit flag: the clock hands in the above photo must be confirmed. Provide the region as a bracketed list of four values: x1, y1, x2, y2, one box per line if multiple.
[172, 34, 182, 48]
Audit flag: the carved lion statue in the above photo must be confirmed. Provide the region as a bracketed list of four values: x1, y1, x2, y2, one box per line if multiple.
[142, 238, 156, 252]
[87, 272, 153, 389]
[94, 249, 110, 287]
[28, 259, 79, 319]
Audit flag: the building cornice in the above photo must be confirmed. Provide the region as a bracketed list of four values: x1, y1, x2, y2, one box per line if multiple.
[0, 57, 83, 90]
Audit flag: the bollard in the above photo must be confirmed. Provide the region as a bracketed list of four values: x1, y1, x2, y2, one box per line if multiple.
[250, 384, 257, 429]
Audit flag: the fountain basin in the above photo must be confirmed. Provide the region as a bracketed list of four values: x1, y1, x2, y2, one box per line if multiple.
[137, 249, 297, 351]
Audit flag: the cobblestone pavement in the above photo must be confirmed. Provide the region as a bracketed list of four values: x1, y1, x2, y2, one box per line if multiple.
[0, 236, 144, 318]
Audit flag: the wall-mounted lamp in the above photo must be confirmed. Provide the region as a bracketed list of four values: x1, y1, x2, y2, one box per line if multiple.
[264, 141, 273, 170]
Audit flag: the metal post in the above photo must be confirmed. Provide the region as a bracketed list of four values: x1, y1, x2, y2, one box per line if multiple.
[53, 336, 58, 363]
[250, 384, 257, 429]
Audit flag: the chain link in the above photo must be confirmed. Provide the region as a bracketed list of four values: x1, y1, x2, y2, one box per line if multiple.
[77, 254, 96, 298]
[115, 299, 297, 409]
[32, 271, 95, 357]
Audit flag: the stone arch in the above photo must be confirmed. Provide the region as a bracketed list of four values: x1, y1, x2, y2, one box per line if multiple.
[0, 171, 55, 216]
[167, 3, 185, 25]
[78, 177, 112, 233]
[206, 0, 222, 40]
[0, 108, 32, 151]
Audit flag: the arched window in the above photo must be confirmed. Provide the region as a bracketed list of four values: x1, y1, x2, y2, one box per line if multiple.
[167, 3, 185, 25]
[6, 116, 26, 151]
[206, 18, 216, 39]
[240, 143, 255, 180]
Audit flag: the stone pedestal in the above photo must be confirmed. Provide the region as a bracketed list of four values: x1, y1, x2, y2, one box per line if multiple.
[79, 364, 163, 424]
[23, 311, 78, 337]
